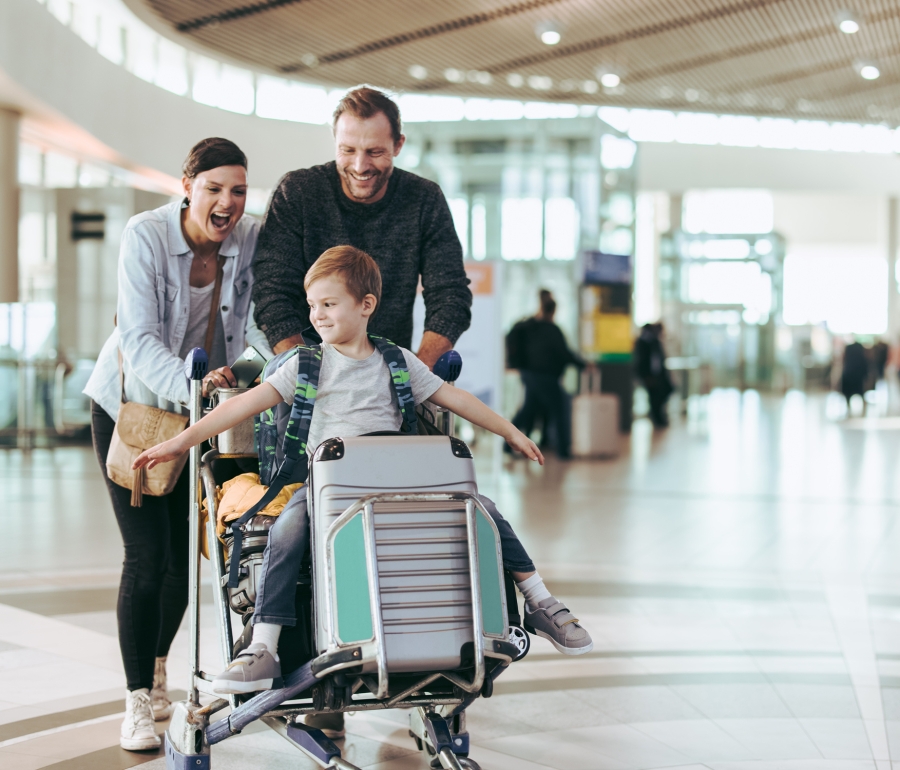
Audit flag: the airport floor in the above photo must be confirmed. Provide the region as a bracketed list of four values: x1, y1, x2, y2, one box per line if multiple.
[2, 389, 900, 770]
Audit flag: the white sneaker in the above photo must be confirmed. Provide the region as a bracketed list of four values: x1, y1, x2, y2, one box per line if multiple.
[150, 657, 174, 721]
[120, 688, 161, 751]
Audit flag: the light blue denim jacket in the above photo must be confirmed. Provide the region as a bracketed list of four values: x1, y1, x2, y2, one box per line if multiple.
[84, 201, 270, 421]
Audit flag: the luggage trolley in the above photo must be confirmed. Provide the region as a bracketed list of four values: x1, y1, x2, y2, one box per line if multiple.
[167, 349, 529, 770]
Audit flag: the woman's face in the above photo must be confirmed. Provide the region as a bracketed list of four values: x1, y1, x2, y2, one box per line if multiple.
[182, 165, 248, 243]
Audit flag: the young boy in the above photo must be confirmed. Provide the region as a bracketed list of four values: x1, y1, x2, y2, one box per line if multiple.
[133, 246, 592, 722]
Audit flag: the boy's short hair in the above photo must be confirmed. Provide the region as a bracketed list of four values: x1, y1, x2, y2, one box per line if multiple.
[304, 245, 382, 305]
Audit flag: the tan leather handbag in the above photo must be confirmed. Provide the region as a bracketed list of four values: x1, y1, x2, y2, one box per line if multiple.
[107, 257, 223, 507]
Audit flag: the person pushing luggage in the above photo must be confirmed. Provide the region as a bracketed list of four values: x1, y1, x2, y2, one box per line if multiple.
[133, 246, 593, 733]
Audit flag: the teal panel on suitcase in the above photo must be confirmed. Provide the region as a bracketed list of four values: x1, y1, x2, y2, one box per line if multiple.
[333, 514, 373, 643]
[476, 509, 505, 636]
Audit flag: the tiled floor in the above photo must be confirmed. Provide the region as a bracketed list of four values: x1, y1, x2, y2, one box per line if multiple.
[2, 389, 900, 769]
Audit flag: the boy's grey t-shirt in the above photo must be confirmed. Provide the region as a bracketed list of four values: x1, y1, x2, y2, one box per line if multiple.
[265, 341, 444, 452]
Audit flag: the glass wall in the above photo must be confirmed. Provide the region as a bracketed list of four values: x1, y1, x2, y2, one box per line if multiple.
[402, 117, 636, 343]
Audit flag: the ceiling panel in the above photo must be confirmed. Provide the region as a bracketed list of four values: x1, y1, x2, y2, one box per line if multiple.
[136, 0, 900, 124]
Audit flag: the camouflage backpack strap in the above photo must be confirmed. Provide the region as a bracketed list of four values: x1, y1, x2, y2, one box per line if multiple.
[229, 344, 322, 587]
[369, 335, 418, 434]
[255, 347, 300, 485]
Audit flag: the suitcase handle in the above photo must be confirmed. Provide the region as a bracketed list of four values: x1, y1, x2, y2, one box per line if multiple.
[579, 365, 601, 395]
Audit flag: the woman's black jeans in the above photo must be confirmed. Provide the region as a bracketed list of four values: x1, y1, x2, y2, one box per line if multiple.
[91, 400, 190, 692]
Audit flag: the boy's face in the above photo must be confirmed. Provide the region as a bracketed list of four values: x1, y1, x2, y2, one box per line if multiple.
[306, 275, 376, 345]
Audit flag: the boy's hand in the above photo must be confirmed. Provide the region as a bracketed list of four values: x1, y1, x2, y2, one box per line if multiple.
[505, 428, 544, 465]
[133, 435, 189, 471]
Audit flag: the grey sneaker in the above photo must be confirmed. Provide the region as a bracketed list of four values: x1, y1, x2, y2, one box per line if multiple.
[303, 711, 345, 738]
[212, 643, 283, 695]
[523, 597, 593, 655]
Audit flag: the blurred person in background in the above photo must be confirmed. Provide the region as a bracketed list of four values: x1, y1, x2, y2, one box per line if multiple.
[505, 289, 584, 459]
[840, 338, 869, 415]
[634, 322, 673, 428]
[872, 338, 889, 384]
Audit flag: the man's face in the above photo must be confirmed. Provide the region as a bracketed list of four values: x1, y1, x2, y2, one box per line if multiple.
[334, 112, 405, 204]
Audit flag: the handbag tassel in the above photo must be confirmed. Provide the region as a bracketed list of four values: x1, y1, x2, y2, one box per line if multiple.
[131, 466, 144, 508]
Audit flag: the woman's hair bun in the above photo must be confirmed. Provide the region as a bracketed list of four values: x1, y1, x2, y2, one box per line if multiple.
[182, 138, 247, 179]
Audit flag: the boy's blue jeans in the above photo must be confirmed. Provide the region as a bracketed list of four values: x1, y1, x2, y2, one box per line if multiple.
[253, 487, 535, 627]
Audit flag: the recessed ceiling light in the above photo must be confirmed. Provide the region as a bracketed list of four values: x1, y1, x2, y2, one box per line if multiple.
[300, 53, 318, 67]
[408, 65, 428, 80]
[507, 73, 524, 88]
[581, 80, 599, 94]
[527, 75, 553, 90]
[835, 10, 860, 34]
[535, 21, 562, 45]
[855, 60, 880, 79]
[444, 68, 465, 83]
[600, 73, 621, 88]
[467, 70, 492, 85]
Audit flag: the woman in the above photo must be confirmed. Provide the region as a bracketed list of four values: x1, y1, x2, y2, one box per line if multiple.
[84, 138, 268, 751]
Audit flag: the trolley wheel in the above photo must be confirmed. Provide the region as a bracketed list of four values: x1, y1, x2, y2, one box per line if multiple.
[480, 675, 493, 698]
[408, 730, 423, 751]
[508, 624, 530, 660]
[429, 756, 481, 770]
[311, 684, 326, 712]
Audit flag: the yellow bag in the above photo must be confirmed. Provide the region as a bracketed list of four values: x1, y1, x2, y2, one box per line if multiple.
[200, 473, 303, 558]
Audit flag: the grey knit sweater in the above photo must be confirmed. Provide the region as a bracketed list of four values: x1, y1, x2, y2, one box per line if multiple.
[252, 161, 472, 350]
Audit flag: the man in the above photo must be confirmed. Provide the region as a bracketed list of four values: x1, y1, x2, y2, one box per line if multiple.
[252, 86, 472, 368]
[250, 87, 471, 738]
[634, 322, 673, 428]
[506, 290, 584, 459]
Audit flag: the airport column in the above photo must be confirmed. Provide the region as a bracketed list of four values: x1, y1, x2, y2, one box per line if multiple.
[888, 198, 899, 339]
[0, 108, 20, 303]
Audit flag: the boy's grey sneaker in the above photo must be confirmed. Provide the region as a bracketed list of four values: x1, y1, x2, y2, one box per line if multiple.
[523, 597, 593, 655]
[303, 712, 345, 738]
[212, 643, 283, 695]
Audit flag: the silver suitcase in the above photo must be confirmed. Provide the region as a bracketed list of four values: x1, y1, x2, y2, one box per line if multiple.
[572, 369, 620, 458]
[308, 434, 507, 678]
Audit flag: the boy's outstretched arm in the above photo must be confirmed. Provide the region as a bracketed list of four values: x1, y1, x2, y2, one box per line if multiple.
[133, 383, 283, 470]
[429, 384, 544, 464]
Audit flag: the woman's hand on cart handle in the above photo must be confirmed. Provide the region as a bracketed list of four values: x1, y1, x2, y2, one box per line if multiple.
[202, 366, 238, 398]
[133, 435, 190, 470]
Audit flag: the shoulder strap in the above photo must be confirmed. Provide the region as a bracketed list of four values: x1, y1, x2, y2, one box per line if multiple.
[228, 344, 321, 587]
[203, 255, 225, 356]
[369, 335, 417, 434]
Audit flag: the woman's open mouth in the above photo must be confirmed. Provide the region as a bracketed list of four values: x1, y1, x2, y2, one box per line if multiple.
[210, 212, 232, 231]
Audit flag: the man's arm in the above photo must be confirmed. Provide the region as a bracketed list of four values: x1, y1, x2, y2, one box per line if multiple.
[252, 173, 309, 352]
[418, 187, 472, 356]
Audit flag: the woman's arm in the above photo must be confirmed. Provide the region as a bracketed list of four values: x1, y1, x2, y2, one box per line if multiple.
[133, 383, 282, 470]
[116, 227, 192, 404]
[428, 384, 543, 464]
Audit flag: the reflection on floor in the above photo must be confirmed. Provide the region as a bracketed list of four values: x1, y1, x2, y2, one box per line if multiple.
[2, 389, 900, 769]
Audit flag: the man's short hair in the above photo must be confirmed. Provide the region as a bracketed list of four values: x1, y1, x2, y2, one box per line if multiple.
[332, 87, 402, 144]
[305, 245, 382, 305]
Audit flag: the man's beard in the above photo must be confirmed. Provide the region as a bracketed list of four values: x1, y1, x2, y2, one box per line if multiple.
[338, 164, 392, 202]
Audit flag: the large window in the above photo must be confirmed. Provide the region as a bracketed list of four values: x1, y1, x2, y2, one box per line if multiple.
[783, 249, 887, 334]
[683, 190, 774, 234]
